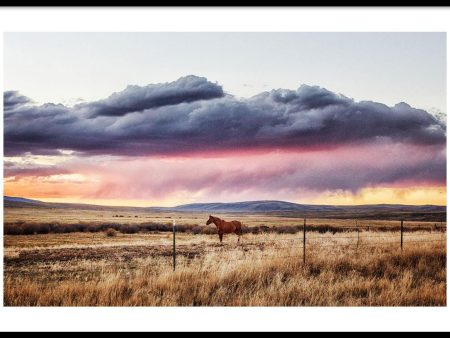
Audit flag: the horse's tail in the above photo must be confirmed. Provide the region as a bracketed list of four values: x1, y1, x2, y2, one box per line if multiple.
[237, 221, 243, 235]
[236, 221, 243, 243]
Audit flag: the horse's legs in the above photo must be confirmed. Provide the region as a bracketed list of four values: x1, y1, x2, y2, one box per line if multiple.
[235, 228, 241, 243]
[219, 233, 223, 243]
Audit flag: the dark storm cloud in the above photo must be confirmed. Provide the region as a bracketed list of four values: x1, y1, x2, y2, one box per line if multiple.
[3, 91, 31, 111]
[4, 76, 446, 157]
[76, 75, 224, 117]
[4, 165, 70, 180]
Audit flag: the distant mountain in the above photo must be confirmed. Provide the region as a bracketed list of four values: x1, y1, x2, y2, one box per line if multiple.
[172, 200, 342, 212]
[3, 196, 446, 221]
[171, 200, 446, 213]
[4, 196, 44, 205]
[3, 195, 164, 211]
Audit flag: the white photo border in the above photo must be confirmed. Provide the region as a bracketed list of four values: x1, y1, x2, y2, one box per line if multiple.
[0, 6, 448, 332]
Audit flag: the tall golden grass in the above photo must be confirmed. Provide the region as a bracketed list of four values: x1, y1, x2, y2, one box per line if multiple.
[3, 232, 446, 306]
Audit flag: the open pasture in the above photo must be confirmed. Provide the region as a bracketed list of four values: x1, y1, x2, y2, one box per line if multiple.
[4, 228, 446, 306]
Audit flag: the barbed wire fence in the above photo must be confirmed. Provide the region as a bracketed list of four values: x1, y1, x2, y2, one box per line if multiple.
[168, 219, 446, 271]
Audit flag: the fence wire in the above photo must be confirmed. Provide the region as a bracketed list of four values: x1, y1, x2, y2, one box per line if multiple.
[184, 239, 447, 263]
[167, 238, 446, 264]
[134, 222, 446, 269]
[143, 229, 446, 247]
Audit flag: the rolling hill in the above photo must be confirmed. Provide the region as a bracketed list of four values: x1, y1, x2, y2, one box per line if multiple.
[170, 200, 446, 220]
[172, 200, 342, 212]
[4, 196, 45, 206]
[4, 196, 446, 216]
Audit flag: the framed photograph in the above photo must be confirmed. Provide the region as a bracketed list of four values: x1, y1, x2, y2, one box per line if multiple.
[1, 7, 448, 333]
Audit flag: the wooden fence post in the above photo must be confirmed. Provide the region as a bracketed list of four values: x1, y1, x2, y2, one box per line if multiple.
[303, 218, 306, 264]
[355, 220, 360, 254]
[173, 219, 176, 271]
[400, 219, 403, 251]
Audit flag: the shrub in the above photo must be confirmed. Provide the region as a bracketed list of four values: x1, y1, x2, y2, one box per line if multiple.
[105, 228, 117, 237]
[120, 224, 139, 234]
[274, 225, 299, 234]
[201, 227, 217, 235]
[191, 226, 203, 235]
[35, 223, 51, 234]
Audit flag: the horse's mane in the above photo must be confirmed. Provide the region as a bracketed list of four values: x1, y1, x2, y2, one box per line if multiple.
[211, 215, 222, 222]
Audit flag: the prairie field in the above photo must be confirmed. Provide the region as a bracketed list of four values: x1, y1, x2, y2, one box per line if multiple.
[4, 205, 445, 226]
[3, 207, 447, 306]
[3, 205, 446, 236]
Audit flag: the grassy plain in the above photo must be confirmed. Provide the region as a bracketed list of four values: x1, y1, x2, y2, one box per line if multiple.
[3, 206, 447, 306]
[4, 205, 446, 233]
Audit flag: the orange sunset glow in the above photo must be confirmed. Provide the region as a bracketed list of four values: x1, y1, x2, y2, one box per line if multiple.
[4, 140, 446, 207]
[3, 41, 446, 208]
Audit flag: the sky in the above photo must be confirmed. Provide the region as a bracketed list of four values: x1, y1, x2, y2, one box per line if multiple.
[3, 32, 447, 206]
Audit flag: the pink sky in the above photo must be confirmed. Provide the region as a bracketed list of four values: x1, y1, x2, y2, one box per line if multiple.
[4, 141, 446, 206]
[4, 76, 446, 206]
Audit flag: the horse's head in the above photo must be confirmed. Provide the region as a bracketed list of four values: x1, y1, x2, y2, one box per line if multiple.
[206, 215, 214, 225]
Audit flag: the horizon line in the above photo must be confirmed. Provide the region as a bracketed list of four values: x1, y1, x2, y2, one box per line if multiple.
[4, 195, 447, 209]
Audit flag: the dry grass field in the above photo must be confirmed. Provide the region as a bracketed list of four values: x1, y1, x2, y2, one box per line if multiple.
[4, 204, 446, 227]
[4, 215, 447, 306]
[4, 205, 445, 235]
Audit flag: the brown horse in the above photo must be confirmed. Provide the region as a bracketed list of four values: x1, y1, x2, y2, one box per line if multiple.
[206, 215, 242, 243]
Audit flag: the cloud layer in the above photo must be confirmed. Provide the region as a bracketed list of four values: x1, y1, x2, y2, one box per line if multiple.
[77, 75, 225, 118]
[4, 90, 31, 112]
[4, 144, 446, 204]
[4, 75, 446, 157]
